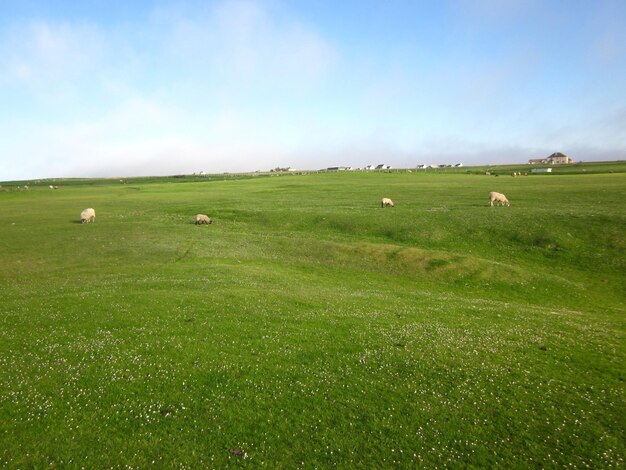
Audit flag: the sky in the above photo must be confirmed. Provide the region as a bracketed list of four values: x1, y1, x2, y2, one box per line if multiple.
[1, 0, 625, 180]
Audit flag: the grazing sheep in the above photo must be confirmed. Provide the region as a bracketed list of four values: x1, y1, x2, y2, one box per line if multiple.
[381, 197, 394, 208]
[488, 192, 510, 207]
[195, 214, 212, 225]
[80, 208, 96, 223]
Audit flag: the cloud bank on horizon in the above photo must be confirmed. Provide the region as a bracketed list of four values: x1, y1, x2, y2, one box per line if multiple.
[1, 0, 625, 180]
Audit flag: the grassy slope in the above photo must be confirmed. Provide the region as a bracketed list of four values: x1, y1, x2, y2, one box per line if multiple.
[0, 169, 624, 467]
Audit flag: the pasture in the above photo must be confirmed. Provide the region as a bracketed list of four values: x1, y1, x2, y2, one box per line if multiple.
[0, 165, 624, 467]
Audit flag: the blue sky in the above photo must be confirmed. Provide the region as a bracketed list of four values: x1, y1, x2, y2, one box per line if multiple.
[1, 0, 625, 180]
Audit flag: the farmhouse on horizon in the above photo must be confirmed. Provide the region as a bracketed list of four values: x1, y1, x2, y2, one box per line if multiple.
[529, 152, 572, 165]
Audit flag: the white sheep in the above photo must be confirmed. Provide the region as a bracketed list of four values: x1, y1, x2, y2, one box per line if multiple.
[80, 208, 96, 223]
[381, 197, 394, 208]
[195, 214, 212, 225]
[488, 192, 510, 207]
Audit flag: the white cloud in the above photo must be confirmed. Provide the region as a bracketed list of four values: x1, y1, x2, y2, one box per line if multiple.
[0, 19, 105, 87]
[157, 0, 336, 87]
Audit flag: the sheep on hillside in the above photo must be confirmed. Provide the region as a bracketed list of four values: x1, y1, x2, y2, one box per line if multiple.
[195, 214, 212, 225]
[488, 192, 510, 207]
[80, 208, 96, 223]
[381, 197, 394, 208]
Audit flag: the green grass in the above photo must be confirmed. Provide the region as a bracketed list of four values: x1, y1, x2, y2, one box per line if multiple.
[1, 164, 625, 467]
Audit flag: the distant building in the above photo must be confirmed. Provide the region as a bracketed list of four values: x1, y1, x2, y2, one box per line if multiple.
[375, 164, 392, 170]
[326, 166, 352, 171]
[529, 152, 572, 165]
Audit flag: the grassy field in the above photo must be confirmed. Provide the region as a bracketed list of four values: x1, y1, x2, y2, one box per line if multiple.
[1, 163, 624, 468]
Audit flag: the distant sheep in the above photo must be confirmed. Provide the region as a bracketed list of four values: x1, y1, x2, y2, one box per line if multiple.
[381, 197, 394, 208]
[195, 214, 212, 225]
[80, 208, 96, 223]
[488, 192, 510, 207]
